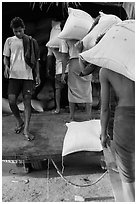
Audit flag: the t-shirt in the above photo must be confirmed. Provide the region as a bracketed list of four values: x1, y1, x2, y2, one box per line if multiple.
[47, 47, 68, 75]
[3, 36, 33, 80]
[61, 39, 79, 59]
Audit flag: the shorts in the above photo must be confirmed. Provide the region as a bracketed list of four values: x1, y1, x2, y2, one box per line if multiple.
[8, 78, 35, 97]
[113, 106, 135, 183]
[55, 73, 68, 90]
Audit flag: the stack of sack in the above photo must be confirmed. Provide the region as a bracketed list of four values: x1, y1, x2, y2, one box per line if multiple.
[82, 11, 122, 51]
[58, 7, 94, 40]
[80, 20, 135, 81]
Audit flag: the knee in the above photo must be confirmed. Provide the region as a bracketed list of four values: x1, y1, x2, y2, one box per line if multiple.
[8, 95, 16, 105]
[23, 95, 31, 105]
[56, 88, 61, 95]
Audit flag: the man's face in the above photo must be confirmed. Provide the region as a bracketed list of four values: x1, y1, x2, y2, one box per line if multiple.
[13, 27, 25, 39]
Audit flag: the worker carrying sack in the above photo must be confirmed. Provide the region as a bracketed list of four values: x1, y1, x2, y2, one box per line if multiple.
[82, 12, 122, 51]
[80, 20, 135, 81]
[58, 7, 94, 40]
[46, 21, 62, 48]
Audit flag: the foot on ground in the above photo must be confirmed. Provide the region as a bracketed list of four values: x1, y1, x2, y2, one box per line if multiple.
[51, 109, 60, 114]
[23, 132, 35, 141]
[15, 122, 24, 134]
[65, 117, 75, 123]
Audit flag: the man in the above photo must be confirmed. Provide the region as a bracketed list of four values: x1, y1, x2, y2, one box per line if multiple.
[61, 39, 93, 122]
[47, 47, 68, 114]
[3, 17, 40, 141]
[79, 20, 135, 201]
[99, 68, 135, 201]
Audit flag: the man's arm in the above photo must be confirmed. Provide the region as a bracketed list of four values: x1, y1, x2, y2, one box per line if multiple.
[99, 68, 111, 147]
[35, 60, 41, 86]
[61, 53, 69, 75]
[59, 40, 69, 83]
[3, 56, 10, 78]
[61, 53, 69, 84]
[33, 38, 41, 86]
[79, 58, 97, 76]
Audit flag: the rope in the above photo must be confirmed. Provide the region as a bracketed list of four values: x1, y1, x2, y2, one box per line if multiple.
[46, 159, 50, 199]
[51, 159, 108, 188]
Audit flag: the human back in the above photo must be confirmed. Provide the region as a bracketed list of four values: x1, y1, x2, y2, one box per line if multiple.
[101, 68, 135, 107]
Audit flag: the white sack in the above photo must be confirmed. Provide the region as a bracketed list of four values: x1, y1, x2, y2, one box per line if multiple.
[17, 102, 24, 111]
[18, 100, 44, 112]
[62, 120, 102, 157]
[31, 100, 44, 112]
[58, 7, 94, 40]
[46, 21, 61, 48]
[2, 98, 12, 113]
[80, 20, 135, 81]
[49, 21, 61, 40]
[46, 36, 62, 48]
[82, 12, 122, 50]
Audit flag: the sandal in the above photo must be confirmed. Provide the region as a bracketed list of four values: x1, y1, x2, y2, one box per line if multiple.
[15, 122, 24, 134]
[23, 133, 35, 141]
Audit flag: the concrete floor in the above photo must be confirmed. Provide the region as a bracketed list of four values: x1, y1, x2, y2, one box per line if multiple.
[2, 109, 117, 202]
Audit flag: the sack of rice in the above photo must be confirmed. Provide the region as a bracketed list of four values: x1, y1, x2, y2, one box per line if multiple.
[82, 12, 122, 50]
[58, 7, 94, 40]
[49, 21, 61, 40]
[62, 120, 102, 157]
[46, 21, 61, 48]
[80, 20, 135, 81]
[2, 98, 12, 113]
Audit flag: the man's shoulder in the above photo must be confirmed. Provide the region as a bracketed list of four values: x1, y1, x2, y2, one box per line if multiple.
[100, 68, 109, 77]
[100, 68, 116, 77]
[27, 35, 37, 43]
[5, 36, 16, 42]
[100, 68, 116, 83]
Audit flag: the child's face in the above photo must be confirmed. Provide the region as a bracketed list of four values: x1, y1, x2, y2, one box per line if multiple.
[13, 27, 25, 39]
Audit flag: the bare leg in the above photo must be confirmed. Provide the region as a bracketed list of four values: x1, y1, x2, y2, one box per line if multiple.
[55, 88, 61, 113]
[69, 102, 75, 121]
[122, 181, 135, 202]
[8, 94, 24, 127]
[23, 94, 34, 140]
[85, 103, 92, 120]
[115, 153, 135, 202]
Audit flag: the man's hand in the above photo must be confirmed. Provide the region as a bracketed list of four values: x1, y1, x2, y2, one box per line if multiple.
[61, 73, 66, 84]
[35, 75, 41, 87]
[100, 133, 110, 148]
[79, 72, 85, 77]
[75, 41, 83, 53]
[4, 65, 10, 78]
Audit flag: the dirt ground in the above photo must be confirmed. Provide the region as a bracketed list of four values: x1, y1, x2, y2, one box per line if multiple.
[2, 109, 115, 202]
[2, 160, 114, 202]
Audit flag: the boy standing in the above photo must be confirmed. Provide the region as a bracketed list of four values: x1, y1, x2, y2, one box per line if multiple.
[3, 17, 40, 141]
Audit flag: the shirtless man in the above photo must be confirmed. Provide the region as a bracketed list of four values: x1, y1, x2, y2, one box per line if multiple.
[79, 64, 135, 201]
[99, 68, 135, 202]
[78, 19, 135, 201]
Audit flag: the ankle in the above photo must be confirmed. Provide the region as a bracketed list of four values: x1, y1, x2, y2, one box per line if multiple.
[17, 118, 23, 125]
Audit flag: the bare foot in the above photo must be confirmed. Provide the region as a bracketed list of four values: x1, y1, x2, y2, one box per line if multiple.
[51, 109, 60, 114]
[67, 117, 75, 123]
[23, 132, 35, 141]
[15, 121, 24, 134]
